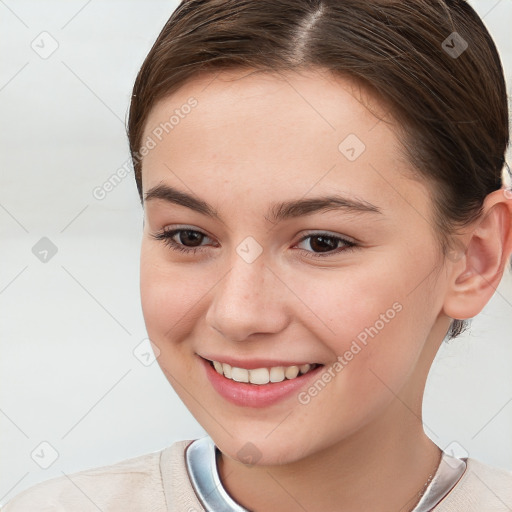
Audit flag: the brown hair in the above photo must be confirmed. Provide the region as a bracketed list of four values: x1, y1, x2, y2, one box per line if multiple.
[127, 0, 509, 340]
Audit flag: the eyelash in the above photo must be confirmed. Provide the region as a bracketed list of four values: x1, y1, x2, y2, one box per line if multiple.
[151, 228, 357, 259]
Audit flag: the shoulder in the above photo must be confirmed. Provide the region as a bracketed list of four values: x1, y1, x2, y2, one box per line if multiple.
[0, 443, 189, 512]
[437, 457, 512, 511]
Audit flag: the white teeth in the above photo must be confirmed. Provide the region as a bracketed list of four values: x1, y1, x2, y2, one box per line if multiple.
[231, 367, 249, 383]
[270, 366, 285, 382]
[285, 366, 299, 379]
[249, 368, 270, 385]
[299, 364, 311, 374]
[222, 362, 232, 379]
[210, 360, 317, 385]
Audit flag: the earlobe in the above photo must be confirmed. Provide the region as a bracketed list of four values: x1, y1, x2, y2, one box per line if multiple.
[443, 188, 512, 320]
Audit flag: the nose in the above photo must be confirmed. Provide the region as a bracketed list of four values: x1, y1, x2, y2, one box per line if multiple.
[205, 253, 289, 342]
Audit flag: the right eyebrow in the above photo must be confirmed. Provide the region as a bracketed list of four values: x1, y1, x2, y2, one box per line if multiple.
[144, 183, 221, 220]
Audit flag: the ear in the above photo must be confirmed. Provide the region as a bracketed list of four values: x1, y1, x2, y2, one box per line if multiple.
[443, 188, 512, 320]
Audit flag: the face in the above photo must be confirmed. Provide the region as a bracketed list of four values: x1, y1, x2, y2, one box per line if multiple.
[139, 68, 452, 466]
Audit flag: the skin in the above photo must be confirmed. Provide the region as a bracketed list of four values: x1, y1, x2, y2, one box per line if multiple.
[138, 67, 512, 512]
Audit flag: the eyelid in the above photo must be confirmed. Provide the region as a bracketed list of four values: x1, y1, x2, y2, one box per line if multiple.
[297, 229, 357, 244]
[294, 231, 357, 258]
[158, 225, 217, 246]
[155, 226, 356, 246]
[159, 225, 357, 240]
[151, 225, 358, 259]
[160, 225, 216, 242]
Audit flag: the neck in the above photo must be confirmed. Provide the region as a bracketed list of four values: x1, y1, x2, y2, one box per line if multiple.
[218, 402, 441, 512]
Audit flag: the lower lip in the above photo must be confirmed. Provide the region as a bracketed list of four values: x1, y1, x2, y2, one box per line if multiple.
[200, 356, 324, 408]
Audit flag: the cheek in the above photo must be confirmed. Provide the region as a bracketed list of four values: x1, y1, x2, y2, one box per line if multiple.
[289, 261, 407, 345]
[139, 243, 205, 347]
[290, 256, 432, 384]
[139, 245, 208, 396]
[283, 268, 429, 440]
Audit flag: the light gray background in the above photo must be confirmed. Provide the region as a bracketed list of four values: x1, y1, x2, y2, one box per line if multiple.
[1, 0, 511, 504]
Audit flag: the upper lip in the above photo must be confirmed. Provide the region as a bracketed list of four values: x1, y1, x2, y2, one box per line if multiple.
[199, 355, 322, 370]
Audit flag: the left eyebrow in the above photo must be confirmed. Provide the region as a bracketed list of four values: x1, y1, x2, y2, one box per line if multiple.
[143, 183, 382, 222]
[267, 195, 382, 223]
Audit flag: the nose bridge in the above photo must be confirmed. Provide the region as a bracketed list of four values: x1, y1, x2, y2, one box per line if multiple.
[206, 246, 287, 340]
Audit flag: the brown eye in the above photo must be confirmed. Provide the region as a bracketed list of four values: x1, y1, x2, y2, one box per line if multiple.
[308, 235, 338, 253]
[176, 230, 204, 247]
[151, 228, 215, 254]
[295, 233, 357, 258]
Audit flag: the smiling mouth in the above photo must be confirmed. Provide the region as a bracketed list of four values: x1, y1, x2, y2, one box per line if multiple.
[204, 358, 323, 385]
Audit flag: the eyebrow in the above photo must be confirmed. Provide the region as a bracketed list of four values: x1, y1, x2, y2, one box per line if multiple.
[144, 183, 382, 223]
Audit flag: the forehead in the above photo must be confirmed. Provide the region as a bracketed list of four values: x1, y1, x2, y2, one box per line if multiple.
[143, 67, 391, 144]
[141, 68, 429, 222]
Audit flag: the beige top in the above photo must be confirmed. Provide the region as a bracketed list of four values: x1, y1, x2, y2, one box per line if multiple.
[2, 439, 512, 511]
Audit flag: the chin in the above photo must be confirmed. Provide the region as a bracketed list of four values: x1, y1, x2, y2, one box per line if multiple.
[206, 426, 319, 467]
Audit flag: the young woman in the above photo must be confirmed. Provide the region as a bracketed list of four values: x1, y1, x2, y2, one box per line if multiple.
[3, 0, 512, 510]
